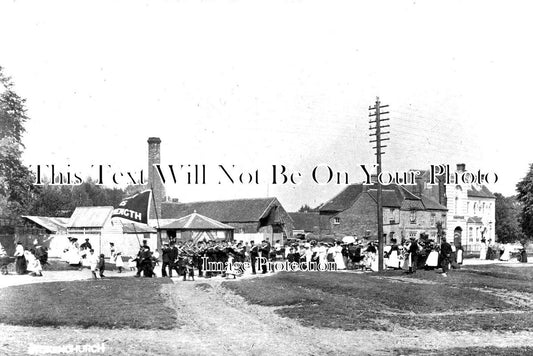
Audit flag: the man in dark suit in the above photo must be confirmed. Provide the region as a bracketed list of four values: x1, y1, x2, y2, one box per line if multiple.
[250, 241, 259, 274]
[161, 243, 171, 277]
[440, 237, 453, 277]
[260, 240, 271, 274]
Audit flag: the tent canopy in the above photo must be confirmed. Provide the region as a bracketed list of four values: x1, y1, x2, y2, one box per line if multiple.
[159, 212, 234, 231]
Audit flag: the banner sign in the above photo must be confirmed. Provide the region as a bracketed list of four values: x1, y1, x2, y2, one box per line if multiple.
[111, 190, 151, 224]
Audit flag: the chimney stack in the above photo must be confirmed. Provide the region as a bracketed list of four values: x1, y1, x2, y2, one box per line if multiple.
[147, 137, 166, 220]
[456, 163, 466, 172]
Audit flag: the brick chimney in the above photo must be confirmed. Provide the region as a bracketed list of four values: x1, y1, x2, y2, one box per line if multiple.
[147, 137, 166, 220]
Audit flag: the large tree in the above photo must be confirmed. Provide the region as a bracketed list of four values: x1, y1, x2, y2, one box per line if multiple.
[516, 163, 533, 244]
[0, 67, 35, 218]
[494, 193, 523, 244]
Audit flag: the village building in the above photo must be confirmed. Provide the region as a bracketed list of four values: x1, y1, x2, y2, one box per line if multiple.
[288, 212, 330, 239]
[63, 206, 156, 258]
[145, 137, 293, 245]
[317, 183, 448, 242]
[160, 197, 293, 244]
[404, 163, 496, 252]
[158, 211, 234, 243]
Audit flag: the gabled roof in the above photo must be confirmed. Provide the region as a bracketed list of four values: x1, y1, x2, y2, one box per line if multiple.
[67, 206, 113, 228]
[21, 216, 69, 233]
[288, 212, 330, 232]
[159, 212, 234, 230]
[319, 185, 366, 212]
[161, 197, 283, 223]
[420, 196, 448, 211]
[468, 185, 495, 199]
[320, 183, 447, 212]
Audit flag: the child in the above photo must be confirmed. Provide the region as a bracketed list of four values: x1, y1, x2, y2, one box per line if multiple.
[97, 254, 106, 278]
[89, 249, 99, 279]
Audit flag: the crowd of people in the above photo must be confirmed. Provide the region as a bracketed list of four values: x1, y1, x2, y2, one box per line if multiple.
[0, 240, 48, 276]
[3, 235, 525, 280]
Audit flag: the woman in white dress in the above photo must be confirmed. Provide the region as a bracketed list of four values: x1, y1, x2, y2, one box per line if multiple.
[333, 241, 346, 270]
[67, 238, 81, 266]
[25, 249, 43, 276]
[425, 245, 440, 269]
[386, 239, 401, 269]
[479, 239, 487, 260]
[318, 242, 328, 265]
[499, 243, 511, 261]
[113, 247, 125, 273]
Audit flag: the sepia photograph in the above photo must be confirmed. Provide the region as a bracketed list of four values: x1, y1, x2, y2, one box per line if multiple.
[1, 1, 533, 355]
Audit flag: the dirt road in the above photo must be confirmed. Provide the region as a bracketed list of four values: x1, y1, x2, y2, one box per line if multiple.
[1, 275, 533, 355]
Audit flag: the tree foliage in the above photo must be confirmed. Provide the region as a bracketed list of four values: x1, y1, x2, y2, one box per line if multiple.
[29, 181, 126, 217]
[298, 204, 316, 213]
[0, 67, 36, 217]
[494, 193, 523, 244]
[516, 163, 533, 244]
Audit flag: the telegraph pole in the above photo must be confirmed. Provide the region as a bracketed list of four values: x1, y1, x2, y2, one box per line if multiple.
[369, 97, 389, 272]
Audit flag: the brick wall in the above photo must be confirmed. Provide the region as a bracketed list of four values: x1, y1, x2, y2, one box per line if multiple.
[147, 137, 166, 220]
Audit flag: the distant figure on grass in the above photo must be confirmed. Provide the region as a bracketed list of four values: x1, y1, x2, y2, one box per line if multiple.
[14, 242, 27, 274]
[406, 237, 421, 274]
[250, 241, 259, 275]
[25, 249, 43, 277]
[110, 242, 124, 273]
[479, 239, 487, 260]
[89, 249, 99, 279]
[440, 238, 453, 277]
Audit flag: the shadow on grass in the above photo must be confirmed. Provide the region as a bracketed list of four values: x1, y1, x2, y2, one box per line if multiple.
[0, 277, 177, 329]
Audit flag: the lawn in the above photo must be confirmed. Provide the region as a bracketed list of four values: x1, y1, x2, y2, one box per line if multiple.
[223, 265, 533, 332]
[0, 278, 177, 329]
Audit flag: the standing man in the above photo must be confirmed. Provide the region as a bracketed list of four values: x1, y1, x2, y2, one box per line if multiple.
[260, 240, 271, 274]
[407, 237, 420, 274]
[161, 243, 171, 277]
[440, 237, 453, 277]
[250, 241, 259, 275]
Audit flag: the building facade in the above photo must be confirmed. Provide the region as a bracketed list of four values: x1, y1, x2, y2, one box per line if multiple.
[405, 164, 496, 252]
[318, 183, 447, 243]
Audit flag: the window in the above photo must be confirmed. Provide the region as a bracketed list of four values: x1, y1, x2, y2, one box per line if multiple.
[430, 214, 436, 227]
[467, 202, 470, 214]
[333, 217, 340, 225]
[469, 227, 473, 242]
[410, 210, 416, 224]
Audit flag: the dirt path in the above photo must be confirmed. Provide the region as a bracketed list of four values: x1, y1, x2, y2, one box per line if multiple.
[2, 275, 533, 355]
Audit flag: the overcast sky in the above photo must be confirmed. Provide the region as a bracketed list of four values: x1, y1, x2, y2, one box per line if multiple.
[1, 0, 532, 211]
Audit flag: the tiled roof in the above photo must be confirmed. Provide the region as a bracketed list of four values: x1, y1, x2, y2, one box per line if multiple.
[320, 183, 447, 212]
[319, 185, 365, 212]
[161, 197, 284, 223]
[159, 212, 234, 230]
[288, 212, 330, 232]
[367, 189, 403, 208]
[468, 185, 495, 198]
[420, 196, 448, 211]
[67, 206, 113, 228]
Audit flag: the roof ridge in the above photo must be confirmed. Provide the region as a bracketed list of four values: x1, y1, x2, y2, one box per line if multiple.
[162, 197, 276, 205]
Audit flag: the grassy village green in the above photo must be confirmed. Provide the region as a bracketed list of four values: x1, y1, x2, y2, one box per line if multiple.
[392, 347, 533, 356]
[223, 265, 533, 332]
[0, 278, 176, 329]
